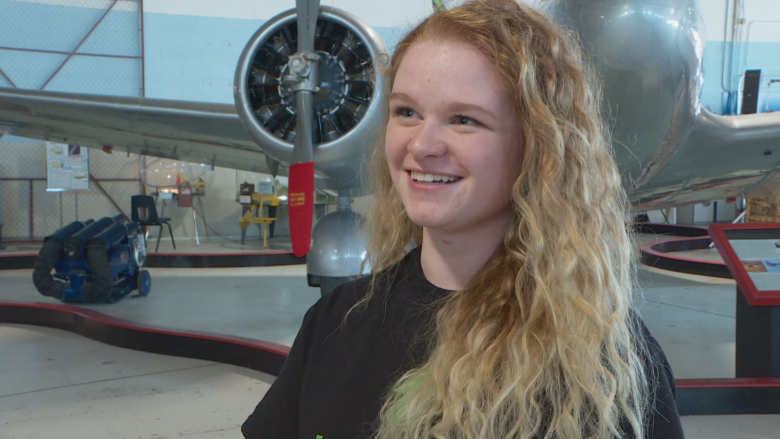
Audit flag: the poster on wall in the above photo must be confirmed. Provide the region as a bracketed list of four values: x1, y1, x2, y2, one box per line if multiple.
[46, 141, 89, 191]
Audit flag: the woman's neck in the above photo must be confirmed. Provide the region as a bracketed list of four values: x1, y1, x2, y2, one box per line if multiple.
[419, 222, 508, 291]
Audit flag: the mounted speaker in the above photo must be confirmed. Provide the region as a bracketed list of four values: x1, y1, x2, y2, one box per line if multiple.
[742, 70, 761, 115]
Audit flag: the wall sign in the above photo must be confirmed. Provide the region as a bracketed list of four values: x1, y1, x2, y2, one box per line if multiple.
[46, 142, 89, 191]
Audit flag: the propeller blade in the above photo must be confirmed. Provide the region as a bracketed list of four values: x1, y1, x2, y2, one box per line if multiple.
[296, 0, 319, 53]
[293, 89, 315, 163]
[287, 0, 320, 257]
[288, 161, 315, 257]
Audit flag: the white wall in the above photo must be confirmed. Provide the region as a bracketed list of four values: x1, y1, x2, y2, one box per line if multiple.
[142, 0, 780, 40]
[702, 0, 780, 42]
[144, 0, 443, 27]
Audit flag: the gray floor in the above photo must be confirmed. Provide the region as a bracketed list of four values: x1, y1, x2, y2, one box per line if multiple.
[1, 240, 779, 438]
[636, 266, 737, 379]
[0, 324, 273, 439]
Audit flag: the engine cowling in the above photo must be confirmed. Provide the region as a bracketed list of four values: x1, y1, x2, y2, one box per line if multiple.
[234, 6, 388, 195]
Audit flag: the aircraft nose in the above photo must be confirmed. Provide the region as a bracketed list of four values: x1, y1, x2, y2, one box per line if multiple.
[550, 0, 704, 71]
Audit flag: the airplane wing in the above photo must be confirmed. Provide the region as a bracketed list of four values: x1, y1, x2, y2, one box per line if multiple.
[0, 87, 285, 177]
[631, 109, 780, 209]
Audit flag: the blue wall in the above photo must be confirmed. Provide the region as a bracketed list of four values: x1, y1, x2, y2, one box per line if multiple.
[0, 0, 141, 95]
[143, 13, 263, 102]
[701, 41, 780, 114]
[143, 12, 400, 103]
[142, 12, 780, 114]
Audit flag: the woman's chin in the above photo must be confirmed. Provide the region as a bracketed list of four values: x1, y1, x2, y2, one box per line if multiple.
[406, 213, 451, 231]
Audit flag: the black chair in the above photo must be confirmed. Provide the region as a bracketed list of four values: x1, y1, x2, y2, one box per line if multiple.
[131, 195, 176, 252]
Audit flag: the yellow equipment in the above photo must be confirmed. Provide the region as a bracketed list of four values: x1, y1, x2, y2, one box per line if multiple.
[238, 183, 279, 248]
[165, 167, 206, 194]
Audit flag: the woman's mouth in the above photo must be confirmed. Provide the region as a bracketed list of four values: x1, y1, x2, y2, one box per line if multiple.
[410, 171, 462, 185]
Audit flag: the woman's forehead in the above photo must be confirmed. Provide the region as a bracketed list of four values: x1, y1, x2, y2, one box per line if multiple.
[394, 40, 501, 89]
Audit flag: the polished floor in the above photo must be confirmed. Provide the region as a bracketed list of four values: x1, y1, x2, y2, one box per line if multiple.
[1, 236, 779, 438]
[0, 233, 294, 257]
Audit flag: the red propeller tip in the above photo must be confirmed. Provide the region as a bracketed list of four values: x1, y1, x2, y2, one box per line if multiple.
[288, 161, 315, 257]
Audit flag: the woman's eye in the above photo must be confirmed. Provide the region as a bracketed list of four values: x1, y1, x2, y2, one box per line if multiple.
[454, 115, 475, 125]
[393, 107, 415, 118]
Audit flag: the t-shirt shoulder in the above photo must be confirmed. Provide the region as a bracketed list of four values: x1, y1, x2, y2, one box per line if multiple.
[311, 247, 425, 315]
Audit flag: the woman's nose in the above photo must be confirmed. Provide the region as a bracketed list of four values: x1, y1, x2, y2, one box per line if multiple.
[408, 121, 447, 159]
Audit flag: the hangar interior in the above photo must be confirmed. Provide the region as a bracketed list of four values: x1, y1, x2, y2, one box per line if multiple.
[2, 0, 780, 438]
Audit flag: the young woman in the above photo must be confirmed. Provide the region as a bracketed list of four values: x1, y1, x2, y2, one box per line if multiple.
[243, 1, 684, 438]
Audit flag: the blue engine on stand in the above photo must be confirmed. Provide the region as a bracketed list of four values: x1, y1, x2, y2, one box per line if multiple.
[33, 214, 151, 303]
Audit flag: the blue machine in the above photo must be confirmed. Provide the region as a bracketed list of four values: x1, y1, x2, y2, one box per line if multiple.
[33, 214, 151, 303]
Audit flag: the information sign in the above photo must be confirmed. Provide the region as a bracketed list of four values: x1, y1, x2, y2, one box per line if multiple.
[709, 223, 780, 306]
[46, 141, 89, 191]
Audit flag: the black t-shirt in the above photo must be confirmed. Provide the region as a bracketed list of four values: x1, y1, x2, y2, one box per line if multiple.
[242, 247, 684, 439]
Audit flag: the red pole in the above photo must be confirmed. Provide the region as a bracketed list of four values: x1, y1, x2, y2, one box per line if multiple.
[140, 0, 146, 97]
[0, 67, 16, 88]
[29, 179, 34, 240]
[90, 174, 130, 221]
[0, 45, 136, 59]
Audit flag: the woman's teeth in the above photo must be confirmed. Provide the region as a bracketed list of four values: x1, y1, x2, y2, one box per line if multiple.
[410, 171, 462, 184]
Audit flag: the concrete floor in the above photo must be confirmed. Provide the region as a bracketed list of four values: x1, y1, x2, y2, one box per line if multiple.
[0, 324, 273, 439]
[1, 238, 779, 438]
[0, 233, 294, 257]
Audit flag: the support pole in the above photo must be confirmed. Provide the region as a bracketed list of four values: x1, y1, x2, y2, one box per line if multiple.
[0, 169, 4, 250]
[337, 189, 351, 212]
[736, 288, 780, 377]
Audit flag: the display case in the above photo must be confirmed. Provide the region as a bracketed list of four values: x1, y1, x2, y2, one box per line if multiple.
[709, 222, 780, 377]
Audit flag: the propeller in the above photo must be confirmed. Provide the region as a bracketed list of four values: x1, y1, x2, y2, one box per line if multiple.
[233, 3, 388, 259]
[286, 0, 321, 257]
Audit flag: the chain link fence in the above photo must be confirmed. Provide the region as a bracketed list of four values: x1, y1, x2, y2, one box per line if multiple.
[0, 0, 143, 241]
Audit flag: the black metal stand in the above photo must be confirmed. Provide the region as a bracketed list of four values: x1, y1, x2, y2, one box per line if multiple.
[736, 287, 780, 377]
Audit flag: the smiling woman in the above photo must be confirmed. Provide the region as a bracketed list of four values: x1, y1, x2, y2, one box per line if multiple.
[242, 1, 684, 438]
[385, 39, 523, 289]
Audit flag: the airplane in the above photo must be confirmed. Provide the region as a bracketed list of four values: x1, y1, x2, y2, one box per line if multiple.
[1, 0, 780, 295]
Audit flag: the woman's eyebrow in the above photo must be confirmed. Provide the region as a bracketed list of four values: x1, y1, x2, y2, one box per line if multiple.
[389, 92, 415, 103]
[448, 102, 498, 121]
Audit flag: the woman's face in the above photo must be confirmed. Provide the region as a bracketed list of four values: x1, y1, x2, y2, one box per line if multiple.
[385, 39, 523, 237]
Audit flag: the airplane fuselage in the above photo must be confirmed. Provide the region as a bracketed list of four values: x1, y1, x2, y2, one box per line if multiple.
[551, 0, 780, 209]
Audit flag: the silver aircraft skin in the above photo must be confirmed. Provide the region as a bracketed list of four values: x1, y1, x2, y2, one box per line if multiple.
[2, 0, 780, 210]
[549, 0, 780, 209]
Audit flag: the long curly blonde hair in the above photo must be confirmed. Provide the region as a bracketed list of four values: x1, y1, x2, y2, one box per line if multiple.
[363, 1, 649, 438]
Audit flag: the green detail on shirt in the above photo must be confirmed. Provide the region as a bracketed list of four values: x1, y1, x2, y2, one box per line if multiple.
[393, 373, 427, 422]
[397, 375, 424, 398]
[316, 435, 324, 439]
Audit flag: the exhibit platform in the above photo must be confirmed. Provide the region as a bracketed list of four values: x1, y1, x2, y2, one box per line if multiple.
[0, 236, 304, 269]
[636, 223, 730, 278]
